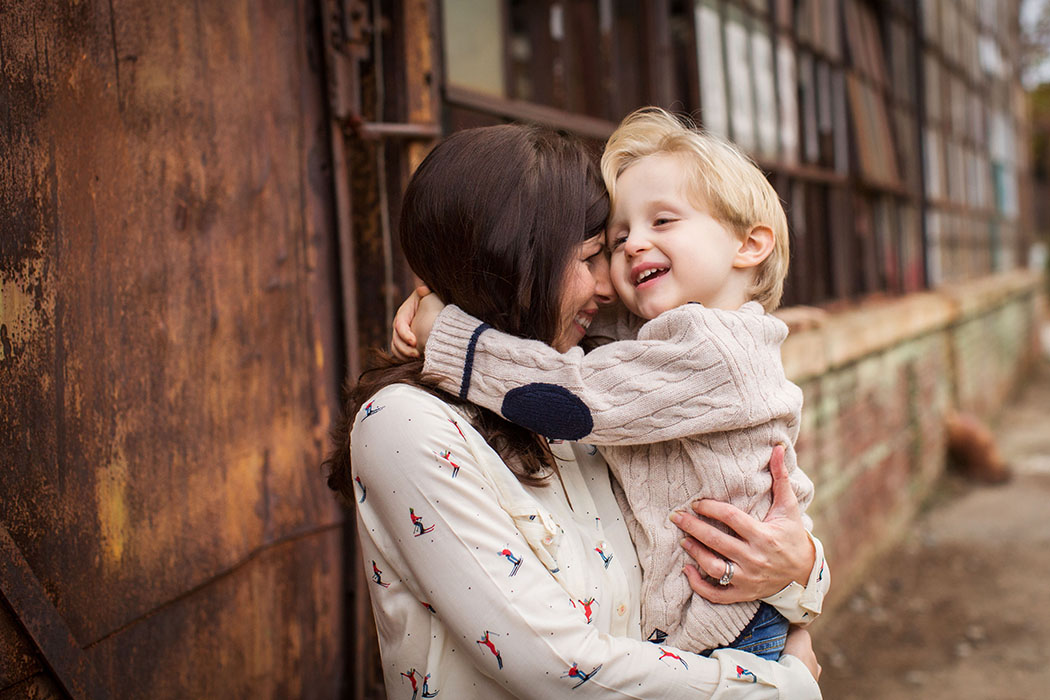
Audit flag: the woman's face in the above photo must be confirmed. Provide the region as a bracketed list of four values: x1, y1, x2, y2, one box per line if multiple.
[551, 234, 616, 352]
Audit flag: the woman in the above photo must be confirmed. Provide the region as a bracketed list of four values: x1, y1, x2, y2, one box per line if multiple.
[325, 124, 823, 698]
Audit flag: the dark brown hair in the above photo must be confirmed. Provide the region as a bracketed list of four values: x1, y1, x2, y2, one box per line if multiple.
[325, 124, 609, 500]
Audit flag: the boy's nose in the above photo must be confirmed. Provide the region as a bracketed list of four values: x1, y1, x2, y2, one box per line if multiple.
[624, 230, 650, 256]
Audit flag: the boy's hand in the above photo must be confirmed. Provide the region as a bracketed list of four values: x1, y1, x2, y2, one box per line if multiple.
[783, 627, 821, 681]
[391, 285, 431, 360]
[410, 292, 446, 355]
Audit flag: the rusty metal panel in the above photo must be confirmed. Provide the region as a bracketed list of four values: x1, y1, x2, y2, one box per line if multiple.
[1, 0, 344, 695]
[0, 600, 43, 690]
[85, 529, 343, 700]
[0, 675, 65, 700]
[0, 524, 108, 699]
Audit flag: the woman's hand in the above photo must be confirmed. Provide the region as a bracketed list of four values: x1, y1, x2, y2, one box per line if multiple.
[784, 626, 821, 681]
[671, 445, 815, 603]
[391, 285, 431, 360]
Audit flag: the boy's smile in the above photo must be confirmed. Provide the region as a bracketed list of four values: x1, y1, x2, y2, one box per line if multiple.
[606, 153, 751, 319]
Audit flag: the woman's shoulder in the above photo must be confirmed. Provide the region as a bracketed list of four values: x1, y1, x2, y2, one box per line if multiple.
[352, 383, 456, 429]
[349, 384, 472, 475]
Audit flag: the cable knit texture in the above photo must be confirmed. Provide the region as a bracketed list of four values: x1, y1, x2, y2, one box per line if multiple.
[422, 301, 814, 652]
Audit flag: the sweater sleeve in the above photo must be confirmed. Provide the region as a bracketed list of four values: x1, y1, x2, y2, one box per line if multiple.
[351, 385, 821, 699]
[422, 303, 790, 445]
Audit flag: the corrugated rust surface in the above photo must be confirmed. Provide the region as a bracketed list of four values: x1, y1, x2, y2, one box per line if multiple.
[1, 0, 345, 696]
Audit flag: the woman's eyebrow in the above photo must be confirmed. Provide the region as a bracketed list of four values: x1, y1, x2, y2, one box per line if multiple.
[605, 211, 627, 229]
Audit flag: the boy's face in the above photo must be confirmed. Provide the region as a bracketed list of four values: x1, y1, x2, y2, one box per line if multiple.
[605, 153, 746, 319]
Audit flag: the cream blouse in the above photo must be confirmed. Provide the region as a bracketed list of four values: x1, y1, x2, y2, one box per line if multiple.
[351, 384, 825, 698]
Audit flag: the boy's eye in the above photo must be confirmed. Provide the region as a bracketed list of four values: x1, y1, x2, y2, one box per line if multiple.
[608, 234, 627, 251]
[654, 217, 675, 226]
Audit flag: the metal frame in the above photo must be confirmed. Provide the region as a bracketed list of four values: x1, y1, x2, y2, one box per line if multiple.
[0, 525, 110, 700]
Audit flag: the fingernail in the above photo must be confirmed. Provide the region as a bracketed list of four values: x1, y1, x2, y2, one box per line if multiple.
[670, 510, 684, 524]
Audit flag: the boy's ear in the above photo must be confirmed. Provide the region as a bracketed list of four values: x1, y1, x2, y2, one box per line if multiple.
[732, 225, 775, 269]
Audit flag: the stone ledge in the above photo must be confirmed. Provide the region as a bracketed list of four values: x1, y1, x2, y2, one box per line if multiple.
[780, 270, 1044, 382]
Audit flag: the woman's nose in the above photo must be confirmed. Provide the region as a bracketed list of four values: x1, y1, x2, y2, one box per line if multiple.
[592, 255, 617, 304]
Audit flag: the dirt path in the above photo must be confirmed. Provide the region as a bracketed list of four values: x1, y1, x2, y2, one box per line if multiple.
[813, 348, 1050, 700]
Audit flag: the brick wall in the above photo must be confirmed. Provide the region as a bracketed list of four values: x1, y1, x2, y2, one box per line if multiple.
[781, 271, 1044, 601]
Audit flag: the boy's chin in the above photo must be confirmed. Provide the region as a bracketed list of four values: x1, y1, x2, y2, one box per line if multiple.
[633, 302, 670, 320]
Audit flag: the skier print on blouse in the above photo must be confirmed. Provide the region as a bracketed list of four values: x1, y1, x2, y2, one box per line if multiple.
[421, 673, 438, 698]
[647, 628, 668, 644]
[420, 601, 437, 614]
[577, 597, 597, 624]
[736, 665, 757, 683]
[362, 400, 384, 420]
[400, 669, 420, 699]
[433, 449, 461, 478]
[658, 648, 689, 669]
[410, 508, 435, 537]
[371, 560, 390, 588]
[562, 662, 602, 689]
[476, 631, 503, 670]
[353, 476, 366, 503]
[498, 548, 522, 576]
[594, 544, 613, 569]
[448, 417, 465, 439]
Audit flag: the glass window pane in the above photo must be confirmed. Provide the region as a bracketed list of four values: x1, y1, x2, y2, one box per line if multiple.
[752, 25, 778, 159]
[695, 0, 729, 138]
[777, 38, 800, 165]
[799, 51, 820, 164]
[443, 0, 506, 97]
[725, 9, 756, 151]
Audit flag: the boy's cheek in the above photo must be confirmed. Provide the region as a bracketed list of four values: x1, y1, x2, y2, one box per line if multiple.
[609, 262, 631, 298]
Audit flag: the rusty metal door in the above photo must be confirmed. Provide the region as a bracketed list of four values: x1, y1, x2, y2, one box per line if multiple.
[1, 0, 345, 697]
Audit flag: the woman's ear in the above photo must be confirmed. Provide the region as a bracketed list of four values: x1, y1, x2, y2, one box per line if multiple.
[732, 225, 775, 270]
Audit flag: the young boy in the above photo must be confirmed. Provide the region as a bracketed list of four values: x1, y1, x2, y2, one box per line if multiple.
[403, 108, 825, 658]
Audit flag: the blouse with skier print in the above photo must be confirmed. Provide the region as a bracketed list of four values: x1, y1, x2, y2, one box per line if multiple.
[350, 383, 823, 698]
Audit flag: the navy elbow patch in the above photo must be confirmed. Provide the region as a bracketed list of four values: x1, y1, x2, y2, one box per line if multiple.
[501, 383, 593, 440]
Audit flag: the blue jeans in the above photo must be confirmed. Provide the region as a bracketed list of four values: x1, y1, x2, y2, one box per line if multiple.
[704, 603, 789, 661]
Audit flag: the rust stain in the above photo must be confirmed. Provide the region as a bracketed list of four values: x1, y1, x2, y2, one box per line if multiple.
[95, 442, 130, 570]
[0, 280, 40, 364]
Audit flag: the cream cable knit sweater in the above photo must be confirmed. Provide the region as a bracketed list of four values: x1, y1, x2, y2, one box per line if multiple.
[422, 301, 814, 652]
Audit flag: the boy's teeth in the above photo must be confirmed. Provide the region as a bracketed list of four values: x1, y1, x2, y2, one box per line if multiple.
[636, 268, 664, 284]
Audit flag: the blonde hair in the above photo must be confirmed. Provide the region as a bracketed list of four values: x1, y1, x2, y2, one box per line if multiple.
[601, 107, 790, 311]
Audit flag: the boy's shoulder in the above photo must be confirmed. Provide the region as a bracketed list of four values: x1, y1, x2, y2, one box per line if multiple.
[642, 301, 787, 338]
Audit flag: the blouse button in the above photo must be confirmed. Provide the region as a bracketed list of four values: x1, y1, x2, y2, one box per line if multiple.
[616, 603, 627, 617]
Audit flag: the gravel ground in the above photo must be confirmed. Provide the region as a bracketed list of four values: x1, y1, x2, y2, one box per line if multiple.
[813, 340, 1050, 700]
